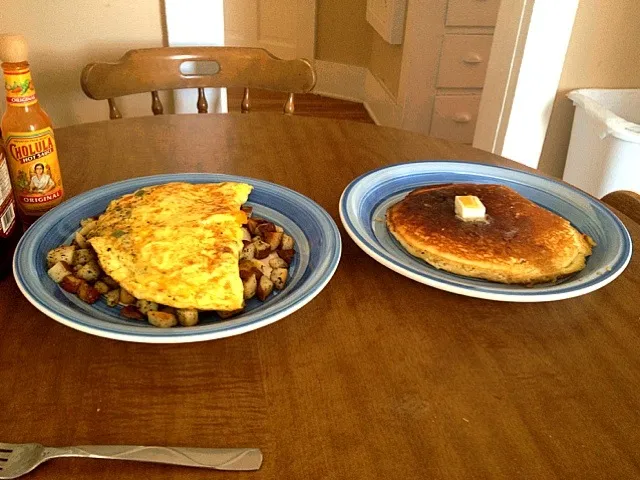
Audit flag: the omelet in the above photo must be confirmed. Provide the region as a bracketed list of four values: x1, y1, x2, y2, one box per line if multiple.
[87, 182, 252, 310]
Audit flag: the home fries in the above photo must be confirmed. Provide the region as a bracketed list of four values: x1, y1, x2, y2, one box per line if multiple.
[46, 182, 296, 328]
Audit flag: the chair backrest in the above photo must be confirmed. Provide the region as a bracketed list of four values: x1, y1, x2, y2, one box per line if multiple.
[601, 190, 640, 225]
[81, 47, 316, 119]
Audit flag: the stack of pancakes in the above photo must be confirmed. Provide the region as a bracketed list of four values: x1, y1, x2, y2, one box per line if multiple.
[386, 184, 594, 285]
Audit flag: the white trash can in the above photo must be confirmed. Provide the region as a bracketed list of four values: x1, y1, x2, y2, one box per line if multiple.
[563, 89, 640, 198]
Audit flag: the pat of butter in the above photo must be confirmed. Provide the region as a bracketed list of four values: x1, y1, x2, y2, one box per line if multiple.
[455, 195, 486, 221]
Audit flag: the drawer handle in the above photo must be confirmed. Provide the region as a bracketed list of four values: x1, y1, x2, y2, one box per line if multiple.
[452, 113, 472, 123]
[462, 53, 483, 64]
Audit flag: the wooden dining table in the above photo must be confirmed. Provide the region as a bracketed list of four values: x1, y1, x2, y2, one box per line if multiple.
[1, 113, 639, 479]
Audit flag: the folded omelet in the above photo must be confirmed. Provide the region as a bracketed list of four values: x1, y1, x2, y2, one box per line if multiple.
[87, 182, 252, 310]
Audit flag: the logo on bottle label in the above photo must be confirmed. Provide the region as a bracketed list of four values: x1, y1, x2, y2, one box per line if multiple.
[5, 128, 64, 214]
[4, 67, 37, 106]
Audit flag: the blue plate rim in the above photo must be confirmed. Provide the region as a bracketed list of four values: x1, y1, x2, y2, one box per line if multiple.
[339, 160, 633, 302]
[13, 173, 342, 342]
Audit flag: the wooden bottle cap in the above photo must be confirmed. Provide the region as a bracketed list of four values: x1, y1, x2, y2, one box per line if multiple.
[0, 34, 29, 63]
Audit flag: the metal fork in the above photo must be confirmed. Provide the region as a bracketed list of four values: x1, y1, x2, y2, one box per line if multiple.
[0, 443, 262, 478]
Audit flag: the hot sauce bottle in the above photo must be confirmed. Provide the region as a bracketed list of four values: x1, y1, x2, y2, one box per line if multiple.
[0, 34, 64, 229]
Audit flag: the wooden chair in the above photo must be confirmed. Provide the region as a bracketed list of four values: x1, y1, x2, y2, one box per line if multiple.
[601, 190, 640, 224]
[80, 47, 316, 119]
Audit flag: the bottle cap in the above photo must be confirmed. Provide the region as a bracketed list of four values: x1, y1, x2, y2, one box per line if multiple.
[0, 34, 29, 63]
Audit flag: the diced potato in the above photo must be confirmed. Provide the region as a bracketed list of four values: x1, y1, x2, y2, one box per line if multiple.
[240, 243, 256, 261]
[217, 308, 243, 319]
[47, 261, 72, 283]
[257, 275, 274, 301]
[253, 240, 271, 259]
[94, 280, 110, 294]
[47, 245, 76, 268]
[74, 248, 95, 265]
[119, 288, 136, 305]
[121, 305, 145, 320]
[104, 289, 120, 307]
[76, 261, 102, 282]
[101, 276, 119, 289]
[264, 231, 283, 251]
[243, 273, 257, 300]
[177, 308, 199, 327]
[275, 225, 284, 233]
[147, 310, 177, 328]
[281, 234, 294, 251]
[60, 275, 83, 293]
[256, 222, 276, 238]
[241, 227, 252, 242]
[271, 268, 288, 290]
[277, 249, 295, 265]
[79, 220, 97, 237]
[246, 217, 261, 234]
[160, 306, 177, 315]
[241, 205, 253, 217]
[78, 281, 100, 304]
[74, 232, 89, 249]
[136, 299, 159, 315]
[239, 259, 268, 280]
[269, 256, 288, 269]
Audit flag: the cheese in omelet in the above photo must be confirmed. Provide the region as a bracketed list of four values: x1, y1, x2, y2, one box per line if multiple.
[87, 182, 252, 311]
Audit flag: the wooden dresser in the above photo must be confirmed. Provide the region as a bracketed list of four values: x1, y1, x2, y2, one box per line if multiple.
[421, 0, 500, 144]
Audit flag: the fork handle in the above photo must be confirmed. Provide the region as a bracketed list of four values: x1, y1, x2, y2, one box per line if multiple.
[43, 445, 262, 471]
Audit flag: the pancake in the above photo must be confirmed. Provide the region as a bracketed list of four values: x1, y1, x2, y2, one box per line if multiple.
[386, 184, 594, 284]
[87, 182, 252, 310]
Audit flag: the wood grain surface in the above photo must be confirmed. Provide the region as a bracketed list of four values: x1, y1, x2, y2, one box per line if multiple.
[1, 114, 638, 480]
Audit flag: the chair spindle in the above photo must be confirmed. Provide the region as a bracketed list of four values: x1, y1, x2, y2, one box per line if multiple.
[107, 98, 122, 120]
[197, 88, 208, 113]
[151, 91, 164, 115]
[241, 87, 250, 113]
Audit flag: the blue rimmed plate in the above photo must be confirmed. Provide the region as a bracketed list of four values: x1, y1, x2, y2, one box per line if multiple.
[339, 161, 632, 302]
[14, 173, 341, 343]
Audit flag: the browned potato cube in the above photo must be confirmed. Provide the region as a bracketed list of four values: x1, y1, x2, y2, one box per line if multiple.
[177, 308, 199, 327]
[241, 205, 253, 216]
[270, 268, 288, 290]
[281, 234, 294, 250]
[241, 227, 252, 242]
[136, 299, 159, 315]
[246, 217, 261, 234]
[74, 249, 95, 265]
[74, 231, 89, 249]
[255, 222, 276, 239]
[101, 276, 119, 289]
[79, 220, 97, 237]
[47, 261, 72, 283]
[94, 280, 110, 294]
[104, 289, 120, 307]
[60, 274, 83, 293]
[160, 306, 177, 315]
[119, 288, 136, 305]
[243, 273, 257, 300]
[239, 259, 262, 280]
[264, 231, 283, 251]
[269, 256, 289, 269]
[47, 245, 76, 268]
[78, 281, 100, 304]
[277, 249, 295, 265]
[253, 240, 271, 259]
[76, 262, 102, 282]
[275, 225, 284, 233]
[256, 275, 274, 301]
[121, 305, 145, 320]
[147, 310, 177, 328]
[240, 242, 256, 261]
[217, 308, 243, 319]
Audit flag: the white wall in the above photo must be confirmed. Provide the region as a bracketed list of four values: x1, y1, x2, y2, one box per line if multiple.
[0, 0, 165, 127]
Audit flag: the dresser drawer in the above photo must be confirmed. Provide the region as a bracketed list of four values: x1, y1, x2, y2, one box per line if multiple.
[437, 35, 493, 88]
[446, 0, 501, 27]
[430, 95, 481, 144]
